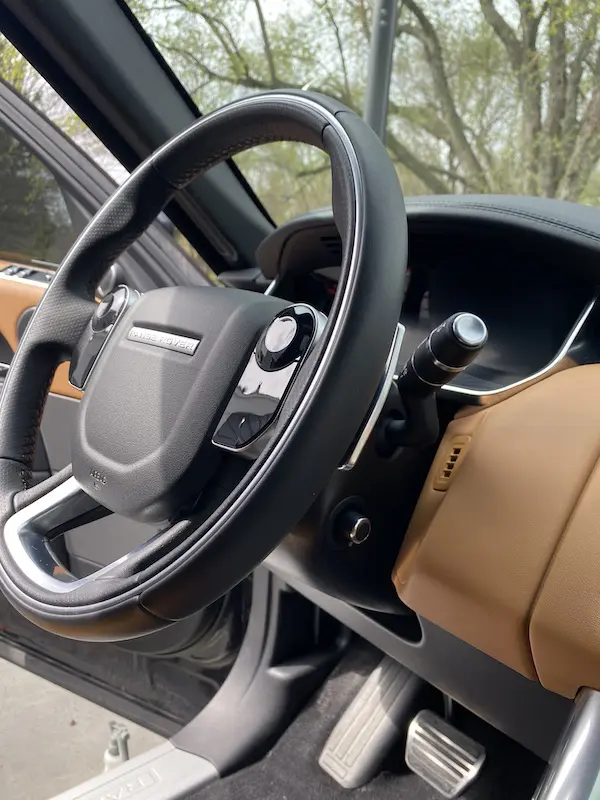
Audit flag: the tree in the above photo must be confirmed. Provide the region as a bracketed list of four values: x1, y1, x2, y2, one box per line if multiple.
[128, 0, 600, 218]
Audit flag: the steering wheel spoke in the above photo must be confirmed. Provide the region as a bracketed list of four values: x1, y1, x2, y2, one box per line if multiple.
[5, 473, 110, 592]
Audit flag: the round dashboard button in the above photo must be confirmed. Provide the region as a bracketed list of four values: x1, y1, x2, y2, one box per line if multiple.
[264, 316, 297, 353]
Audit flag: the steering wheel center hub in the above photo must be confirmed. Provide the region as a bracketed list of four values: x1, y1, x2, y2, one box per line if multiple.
[72, 286, 288, 522]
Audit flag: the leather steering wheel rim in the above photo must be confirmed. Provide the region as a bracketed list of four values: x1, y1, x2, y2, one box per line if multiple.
[0, 91, 407, 641]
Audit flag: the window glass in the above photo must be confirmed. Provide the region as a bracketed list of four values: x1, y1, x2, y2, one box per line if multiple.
[0, 121, 75, 263]
[128, 0, 600, 218]
[0, 33, 214, 278]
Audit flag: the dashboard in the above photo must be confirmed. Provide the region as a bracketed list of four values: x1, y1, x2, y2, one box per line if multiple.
[260, 196, 600, 397]
[259, 194, 600, 763]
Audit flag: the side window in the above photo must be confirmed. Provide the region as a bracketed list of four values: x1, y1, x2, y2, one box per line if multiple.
[0, 33, 215, 283]
[0, 121, 76, 265]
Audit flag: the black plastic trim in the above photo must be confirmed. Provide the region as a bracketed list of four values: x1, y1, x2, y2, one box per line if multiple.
[269, 567, 572, 762]
[172, 568, 347, 774]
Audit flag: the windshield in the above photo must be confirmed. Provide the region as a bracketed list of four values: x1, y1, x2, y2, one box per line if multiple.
[128, 0, 600, 222]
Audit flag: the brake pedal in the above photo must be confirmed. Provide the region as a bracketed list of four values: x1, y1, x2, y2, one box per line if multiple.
[319, 656, 422, 789]
[405, 710, 486, 798]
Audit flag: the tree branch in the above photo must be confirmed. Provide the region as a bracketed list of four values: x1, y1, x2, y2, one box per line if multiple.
[479, 0, 522, 72]
[159, 41, 272, 90]
[388, 100, 451, 142]
[400, 0, 489, 190]
[427, 163, 481, 191]
[386, 131, 450, 193]
[252, 0, 277, 85]
[316, 0, 351, 103]
[347, 0, 371, 42]
[564, 15, 599, 145]
[541, 0, 567, 195]
[481, 0, 543, 193]
[296, 164, 331, 178]
[197, 10, 252, 81]
[558, 69, 600, 200]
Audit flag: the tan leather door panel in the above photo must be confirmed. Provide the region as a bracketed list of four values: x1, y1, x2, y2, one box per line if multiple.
[0, 265, 81, 399]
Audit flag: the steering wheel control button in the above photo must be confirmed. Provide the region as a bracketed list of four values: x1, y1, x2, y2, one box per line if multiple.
[90, 286, 130, 333]
[70, 285, 138, 390]
[255, 305, 321, 372]
[264, 316, 297, 353]
[91, 294, 114, 331]
[213, 304, 326, 455]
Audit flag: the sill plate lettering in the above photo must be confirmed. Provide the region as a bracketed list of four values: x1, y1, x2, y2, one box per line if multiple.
[128, 326, 199, 355]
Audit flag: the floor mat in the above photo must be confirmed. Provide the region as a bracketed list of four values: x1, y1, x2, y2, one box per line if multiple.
[190, 644, 546, 799]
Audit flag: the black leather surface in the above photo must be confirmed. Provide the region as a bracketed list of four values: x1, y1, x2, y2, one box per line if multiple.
[0, 91, 407, 639]
[259, 194, 600, 280]
[405, 194, 600, 249]
[72, 286, 288, 521]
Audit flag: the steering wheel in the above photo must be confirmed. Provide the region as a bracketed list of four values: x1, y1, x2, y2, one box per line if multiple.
[0, 91, 407, 641]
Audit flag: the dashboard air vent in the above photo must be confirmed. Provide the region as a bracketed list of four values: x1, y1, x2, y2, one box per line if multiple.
[320, 234, 342, 263]
[433, 435, 471, 491]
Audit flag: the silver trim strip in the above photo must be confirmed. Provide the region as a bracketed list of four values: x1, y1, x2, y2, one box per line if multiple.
[441, 295, 598, 407]
[4, 477, 129, 593]
[410, 351, 444, 388]
[533, 688, 600, 800]
[48, 742, 218, 800]
[426, 338, 463, 373]
[128, 325, 200, 355]
[339, 323, 405, 471]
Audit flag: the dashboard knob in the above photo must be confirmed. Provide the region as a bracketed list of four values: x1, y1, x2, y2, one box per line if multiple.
[335, 509, 372, 546]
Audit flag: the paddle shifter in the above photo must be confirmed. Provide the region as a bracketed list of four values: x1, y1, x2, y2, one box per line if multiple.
[382, 312, 488, 450]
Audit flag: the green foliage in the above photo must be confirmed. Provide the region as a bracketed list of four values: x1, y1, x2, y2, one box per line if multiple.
[0, 124, 74, 262]
[7, 2, 600, 224]
[128, 0, 600, 218]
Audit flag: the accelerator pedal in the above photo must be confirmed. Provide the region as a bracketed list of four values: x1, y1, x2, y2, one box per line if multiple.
[405, 709, 486, 798]
[319, 656, 422, 789]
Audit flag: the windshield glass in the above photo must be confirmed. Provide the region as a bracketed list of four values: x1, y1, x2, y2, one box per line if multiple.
[130, 1, 600, 221]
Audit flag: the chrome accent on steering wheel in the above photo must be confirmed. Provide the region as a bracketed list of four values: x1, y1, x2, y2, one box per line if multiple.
[339, 323, 405, 471]
[3, 477, 121, 593]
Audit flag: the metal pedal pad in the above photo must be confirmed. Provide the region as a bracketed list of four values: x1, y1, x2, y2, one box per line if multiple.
[318, 656, 422, 789]
[405, 710, 486, 798]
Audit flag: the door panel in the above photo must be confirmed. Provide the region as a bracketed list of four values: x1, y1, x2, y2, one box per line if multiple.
[0, 265, 82, 398]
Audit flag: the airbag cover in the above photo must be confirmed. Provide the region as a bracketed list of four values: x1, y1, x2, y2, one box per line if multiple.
[71, 286, 287, 521]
